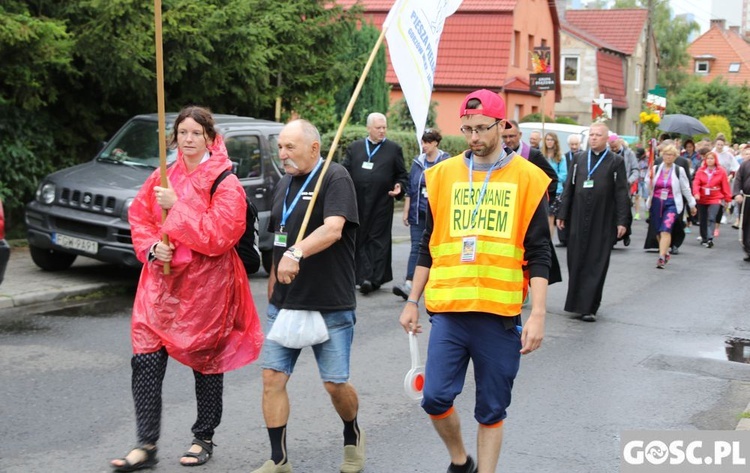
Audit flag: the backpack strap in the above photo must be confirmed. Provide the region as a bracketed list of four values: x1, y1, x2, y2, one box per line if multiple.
[210, 170, 233, 198]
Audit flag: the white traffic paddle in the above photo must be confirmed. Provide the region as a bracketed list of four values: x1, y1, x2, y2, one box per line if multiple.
[404, 332, 425, 401]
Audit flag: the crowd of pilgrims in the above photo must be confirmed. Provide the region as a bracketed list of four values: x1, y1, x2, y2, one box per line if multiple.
[544, 132, 750, 266]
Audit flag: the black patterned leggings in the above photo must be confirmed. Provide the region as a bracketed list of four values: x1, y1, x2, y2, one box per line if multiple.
[131, 348, 224, 445]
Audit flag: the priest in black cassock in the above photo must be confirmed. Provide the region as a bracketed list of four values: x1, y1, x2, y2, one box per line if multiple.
[556, 122, 630, 322]
[733, 156, 750, 261]
[343, 112, 408, 294]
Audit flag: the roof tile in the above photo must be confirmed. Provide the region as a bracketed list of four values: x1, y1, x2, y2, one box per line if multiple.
[596, 51, 628, 108]
[343, 8, 514, 89]
[687, 26, 750, 85]
[334, 0, 514, 12]
[565, 9, 647, 56]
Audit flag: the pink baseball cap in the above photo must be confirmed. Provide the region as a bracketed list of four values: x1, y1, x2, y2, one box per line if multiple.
[459, 89, 511, 128]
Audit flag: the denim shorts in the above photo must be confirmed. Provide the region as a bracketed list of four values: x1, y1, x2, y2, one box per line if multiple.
[261, 304, 356, 383]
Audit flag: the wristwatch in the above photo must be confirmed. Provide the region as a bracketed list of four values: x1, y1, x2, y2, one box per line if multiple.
[285, 246, 303, 262]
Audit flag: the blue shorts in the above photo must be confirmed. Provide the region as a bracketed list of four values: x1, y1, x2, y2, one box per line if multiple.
[422, 313, 521, 425]
[261, 304, 356, 383]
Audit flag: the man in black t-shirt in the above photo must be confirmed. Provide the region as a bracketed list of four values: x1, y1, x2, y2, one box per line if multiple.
[251, 120, 364, 473]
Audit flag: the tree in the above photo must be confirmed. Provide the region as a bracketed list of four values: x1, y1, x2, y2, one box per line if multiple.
[669, 78, 750, 143]
[613, 0, 699, 95]
[387, 98, 438, 133]
[0, 2, 74, 110]
[0, 0, 362, 229]
[334, 22, 389, 126]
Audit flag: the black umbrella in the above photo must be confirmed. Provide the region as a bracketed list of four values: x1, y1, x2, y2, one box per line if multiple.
[657, 114, 709, 136]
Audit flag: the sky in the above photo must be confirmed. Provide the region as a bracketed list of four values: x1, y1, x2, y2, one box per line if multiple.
[669, 0, 721, 34]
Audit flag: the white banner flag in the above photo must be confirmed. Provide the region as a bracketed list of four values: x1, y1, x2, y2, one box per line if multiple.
[384, 0, 463, 146]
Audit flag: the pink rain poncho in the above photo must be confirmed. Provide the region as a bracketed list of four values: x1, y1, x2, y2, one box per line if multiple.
[128, 135, 264, 374]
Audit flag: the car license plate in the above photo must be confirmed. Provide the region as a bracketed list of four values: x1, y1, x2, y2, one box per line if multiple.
[54, 233, 98, 254]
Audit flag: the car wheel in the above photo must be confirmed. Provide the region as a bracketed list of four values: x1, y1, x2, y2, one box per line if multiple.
[29, 244, 77, 271]
[261, 249, 273, 275]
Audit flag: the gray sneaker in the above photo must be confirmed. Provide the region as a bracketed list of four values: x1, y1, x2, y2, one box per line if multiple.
[251, 460, 292, 473]
[340, 429, 365, 473]
[392, 282, 411, 300]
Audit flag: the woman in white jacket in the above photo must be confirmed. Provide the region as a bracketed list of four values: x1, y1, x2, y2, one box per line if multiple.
[646, 144, 697, 268]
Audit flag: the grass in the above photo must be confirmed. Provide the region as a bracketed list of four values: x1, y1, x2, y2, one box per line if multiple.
[8, 239, 28, 248]
[63, 285, 132, 302]
[739, 411, 750, 420]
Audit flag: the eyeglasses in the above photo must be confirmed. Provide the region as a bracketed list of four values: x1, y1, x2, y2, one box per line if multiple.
[460, 120, 500, 136]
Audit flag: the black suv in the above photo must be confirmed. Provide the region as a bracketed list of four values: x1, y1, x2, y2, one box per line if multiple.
[26, 113, 283, 274]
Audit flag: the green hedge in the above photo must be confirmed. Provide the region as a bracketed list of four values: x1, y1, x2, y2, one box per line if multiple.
[321, 126, 468, 169]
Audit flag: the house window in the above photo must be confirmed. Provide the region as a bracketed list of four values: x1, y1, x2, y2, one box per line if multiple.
[514, 104, 522, 121]
[635, 64, 642, 92]
[729, 63, 741, 72]
[562, 56, 580, 83]
[527, 34, 535, 70]
[695, 61, 710, 74]
[513, 31, 521, 67]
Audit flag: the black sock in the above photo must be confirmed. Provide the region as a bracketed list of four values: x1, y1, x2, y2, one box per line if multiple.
[342, 416, 359, 446]
[267, 425, 287, 465]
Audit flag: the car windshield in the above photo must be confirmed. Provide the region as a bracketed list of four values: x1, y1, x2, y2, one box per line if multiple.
[97, 119, 177, 168]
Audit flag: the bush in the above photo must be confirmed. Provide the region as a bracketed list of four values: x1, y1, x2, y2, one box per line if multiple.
[520, 113, 555, 123]
[555, 116, 579, 125]
[697, 115, 732, 143]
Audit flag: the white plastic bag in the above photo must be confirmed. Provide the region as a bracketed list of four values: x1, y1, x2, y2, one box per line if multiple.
[267, 309, 329, 349]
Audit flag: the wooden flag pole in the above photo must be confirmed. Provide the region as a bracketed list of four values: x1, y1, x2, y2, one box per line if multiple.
[154, 0, 170, 274]
[295, 26, 388, 243]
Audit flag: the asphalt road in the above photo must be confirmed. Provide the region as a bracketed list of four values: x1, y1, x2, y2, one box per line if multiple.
[2, 218, 750, 472]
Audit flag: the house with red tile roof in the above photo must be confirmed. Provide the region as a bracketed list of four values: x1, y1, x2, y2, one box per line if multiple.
[686, 19, 750, 86]
[557, 8, 658, 136]
[335, 0, 561, 137]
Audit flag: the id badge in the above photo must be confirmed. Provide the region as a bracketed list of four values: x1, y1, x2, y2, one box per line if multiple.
[583, 179, 594, 189]
[659, 189, 669, 200]
[274, 231, 288, 247]
[705, 188, 711, 196]
[461, 236, 477, 262]
[362, 161, 374, 170]
[421, 187, 428, 198]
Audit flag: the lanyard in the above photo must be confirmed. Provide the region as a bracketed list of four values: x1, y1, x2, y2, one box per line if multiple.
[587, 148, 608, 179]
[660, 166, 672, 188]
[280, 158, 323, 230]
[365, 139, 383, 162]
[468, 152, 504, 229]
[706, 168, 715, 182]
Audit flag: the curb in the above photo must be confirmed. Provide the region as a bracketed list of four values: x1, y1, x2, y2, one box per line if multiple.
[737, 401, 750, 430]
[2, 282, 111, 308]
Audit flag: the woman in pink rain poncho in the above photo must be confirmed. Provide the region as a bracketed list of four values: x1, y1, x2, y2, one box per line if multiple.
[111, 106, 263, 472]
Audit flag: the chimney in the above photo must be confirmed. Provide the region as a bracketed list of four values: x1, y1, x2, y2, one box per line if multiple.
[556, 0, 566, 21]
[711, 19, 726, 30]
[729, 25, 741, 34]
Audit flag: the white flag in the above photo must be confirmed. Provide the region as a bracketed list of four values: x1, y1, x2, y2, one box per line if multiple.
[384, 0, 463, 146]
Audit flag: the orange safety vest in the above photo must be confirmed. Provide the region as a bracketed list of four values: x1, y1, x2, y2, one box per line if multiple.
[423, 153, 550, 317]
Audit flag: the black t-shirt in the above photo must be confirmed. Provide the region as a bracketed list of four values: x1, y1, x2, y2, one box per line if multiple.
[268, 162, 359, 311]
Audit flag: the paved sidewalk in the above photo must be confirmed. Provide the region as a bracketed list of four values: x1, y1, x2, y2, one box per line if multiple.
[0, 246, 138, 313]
